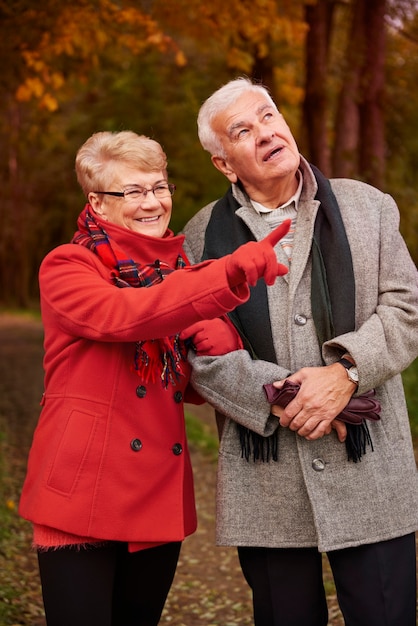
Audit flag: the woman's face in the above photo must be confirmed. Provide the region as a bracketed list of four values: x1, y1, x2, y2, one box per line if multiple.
[89, 162, 173, 238]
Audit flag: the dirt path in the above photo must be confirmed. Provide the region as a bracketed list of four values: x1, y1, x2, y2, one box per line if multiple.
[0, 314, 346, 625]
[164, 403, 254, 625]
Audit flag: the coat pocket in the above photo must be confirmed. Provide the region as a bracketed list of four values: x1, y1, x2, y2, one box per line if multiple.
[47, 409, 97, 495]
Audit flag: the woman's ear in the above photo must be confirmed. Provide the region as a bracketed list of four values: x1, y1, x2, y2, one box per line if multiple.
[211, 155, 238, 184]
[88, 192, 105, 216]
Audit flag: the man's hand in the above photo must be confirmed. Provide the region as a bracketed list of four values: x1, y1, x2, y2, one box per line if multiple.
[226, 219, 290, 287]
[331, 419, 347, 443]
[270, 363, 354, 441]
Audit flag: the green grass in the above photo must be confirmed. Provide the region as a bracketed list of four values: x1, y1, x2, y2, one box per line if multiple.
[0, 308, 41, 320]
[403, 358, 418, 440]
[185, 411, 219, 462]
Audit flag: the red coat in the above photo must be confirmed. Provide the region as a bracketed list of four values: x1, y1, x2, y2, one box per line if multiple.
[19, 219, 248, 544]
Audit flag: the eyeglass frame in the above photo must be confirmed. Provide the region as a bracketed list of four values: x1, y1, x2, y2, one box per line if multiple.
[92, 183, 176, 200]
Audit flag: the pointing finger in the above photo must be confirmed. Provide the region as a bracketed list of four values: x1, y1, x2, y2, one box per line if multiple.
[264, 218, 291, 248]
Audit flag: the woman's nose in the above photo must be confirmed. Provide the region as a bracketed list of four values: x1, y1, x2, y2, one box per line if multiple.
[139, 191, 161, 207]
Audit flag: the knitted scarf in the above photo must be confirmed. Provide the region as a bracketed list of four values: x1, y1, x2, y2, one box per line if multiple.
[72, 206, 188, 387]
[203, 166, 373, 463]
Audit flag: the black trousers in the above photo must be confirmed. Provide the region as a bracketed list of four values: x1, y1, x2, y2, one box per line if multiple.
[238, 533, 417, 626]
[37, 540, 181, 626]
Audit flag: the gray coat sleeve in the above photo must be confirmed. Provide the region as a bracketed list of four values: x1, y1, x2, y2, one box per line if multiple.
[322, 188, 418, 393]
[181, 202, 216, 263]
[188, 350, 290, 436]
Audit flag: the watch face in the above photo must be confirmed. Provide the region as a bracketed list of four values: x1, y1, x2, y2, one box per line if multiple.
[348, 367, 359, 383]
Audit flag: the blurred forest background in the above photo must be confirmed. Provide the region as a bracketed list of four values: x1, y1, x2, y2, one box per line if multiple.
[1, 0, 418, 308]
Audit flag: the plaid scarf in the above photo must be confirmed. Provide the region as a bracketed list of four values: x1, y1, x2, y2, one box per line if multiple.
[72, 206, 188, 387]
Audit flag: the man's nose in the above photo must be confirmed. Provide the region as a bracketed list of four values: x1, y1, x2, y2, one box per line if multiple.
[256, 126, 275, 144]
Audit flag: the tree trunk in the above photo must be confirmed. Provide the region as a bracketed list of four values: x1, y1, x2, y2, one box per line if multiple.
[302, 0, 337, 175]
[332, 0, 365, 178]
[1, 99, 31, 307]
[252, 51, 275, 96]
[358, 0, 387, 187]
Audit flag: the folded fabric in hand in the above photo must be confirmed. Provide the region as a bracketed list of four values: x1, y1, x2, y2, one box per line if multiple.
[263, 380, 381, 425]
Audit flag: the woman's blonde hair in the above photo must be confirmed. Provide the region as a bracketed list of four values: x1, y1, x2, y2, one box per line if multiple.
[75, 131, 168, 197]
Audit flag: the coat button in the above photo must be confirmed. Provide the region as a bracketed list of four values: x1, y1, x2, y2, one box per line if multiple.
[312, 458, 325, 471]
[172, 443, 183, 456]
[174, 391, 183, 403]
[136, 385, 147, 398]
[130, 438, 143, 452]
[294, 314, 307, 326]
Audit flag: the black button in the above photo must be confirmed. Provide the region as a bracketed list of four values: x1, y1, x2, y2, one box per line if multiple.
[130, 438, 143, 452]
[172, 443, 183, 456]
[136, 385, 147, 398]
[174, 391, 183, 403]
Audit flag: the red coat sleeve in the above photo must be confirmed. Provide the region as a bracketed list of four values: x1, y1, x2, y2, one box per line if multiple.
[39, 244, 250, 342]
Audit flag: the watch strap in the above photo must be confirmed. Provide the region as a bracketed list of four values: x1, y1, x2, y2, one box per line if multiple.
[338, 357, 359, 385]
[339, 357, 355, 370]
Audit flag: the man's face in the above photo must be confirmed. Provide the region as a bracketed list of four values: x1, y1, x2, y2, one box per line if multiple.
[211, 91, 300, 206]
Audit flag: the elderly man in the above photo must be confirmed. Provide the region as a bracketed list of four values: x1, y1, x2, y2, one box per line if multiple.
[183, 77, 418, 626]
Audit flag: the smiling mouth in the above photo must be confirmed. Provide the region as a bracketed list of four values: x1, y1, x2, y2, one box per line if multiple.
[263, 146, 283, 161]
[137, 216, 160, 223]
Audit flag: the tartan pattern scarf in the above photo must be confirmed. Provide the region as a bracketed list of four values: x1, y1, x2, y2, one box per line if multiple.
[72, 206, 188, 387]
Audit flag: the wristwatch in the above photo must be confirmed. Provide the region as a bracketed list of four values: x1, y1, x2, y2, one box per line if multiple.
[338, 357, 359, 385]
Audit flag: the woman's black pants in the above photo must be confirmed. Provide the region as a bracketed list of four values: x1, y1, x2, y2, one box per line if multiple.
[37, 540, 181, 626]
[238, 532, 416, 626]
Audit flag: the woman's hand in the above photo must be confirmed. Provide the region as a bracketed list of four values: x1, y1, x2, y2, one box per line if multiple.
[180, 317, 243, 356]
[226, 220, 290, 287]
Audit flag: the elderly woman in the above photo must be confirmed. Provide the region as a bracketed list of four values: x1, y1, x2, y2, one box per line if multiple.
[19, 130, 289, 626]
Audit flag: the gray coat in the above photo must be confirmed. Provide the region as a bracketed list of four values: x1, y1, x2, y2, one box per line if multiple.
[183, 157, 418, 552]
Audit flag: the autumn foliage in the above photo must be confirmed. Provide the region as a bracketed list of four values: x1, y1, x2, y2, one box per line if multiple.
[0, 0, 417, 306]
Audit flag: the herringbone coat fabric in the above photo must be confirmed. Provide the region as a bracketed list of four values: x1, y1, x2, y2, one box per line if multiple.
[183, 157, 418, 552]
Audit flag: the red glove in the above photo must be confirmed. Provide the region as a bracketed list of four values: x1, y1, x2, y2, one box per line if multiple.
[180, 317, 243, 356]
[225, 219, 290, 288]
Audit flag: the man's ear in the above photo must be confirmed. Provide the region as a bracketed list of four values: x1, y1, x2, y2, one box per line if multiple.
[211, 155, 238, 183]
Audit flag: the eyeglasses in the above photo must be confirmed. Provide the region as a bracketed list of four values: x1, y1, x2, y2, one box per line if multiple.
[93, 183, 176, 201]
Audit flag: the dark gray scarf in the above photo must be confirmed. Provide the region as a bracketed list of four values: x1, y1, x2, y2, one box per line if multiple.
[202, 165, 373, 462]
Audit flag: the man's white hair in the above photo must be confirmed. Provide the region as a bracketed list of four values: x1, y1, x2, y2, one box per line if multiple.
[197, 77, 277, 158]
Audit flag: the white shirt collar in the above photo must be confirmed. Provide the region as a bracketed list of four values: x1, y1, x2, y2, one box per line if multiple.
[251, 170, 303, 214]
